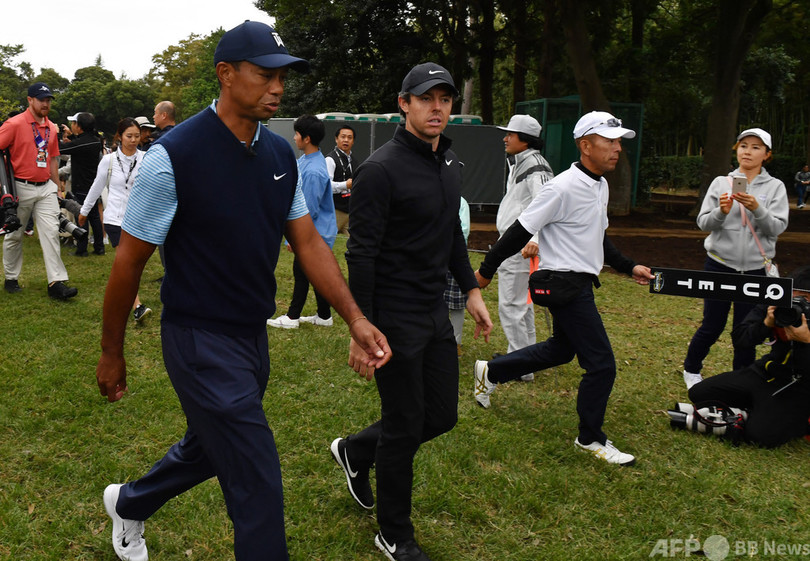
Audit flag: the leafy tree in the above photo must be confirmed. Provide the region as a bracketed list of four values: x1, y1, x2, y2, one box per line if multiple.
[73, 65, 116, 84]
[54, 64, 153, 135]
[33, 68, 69, 93]
[99, 80, 154, 129]
[699, 0, 772, 197]
[0, 44, 27, 118]
[260, 0, 446, 117]
[149, 30, 224, 120]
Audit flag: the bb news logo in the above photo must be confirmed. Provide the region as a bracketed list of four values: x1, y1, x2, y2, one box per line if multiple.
[650, 535, 810, 559]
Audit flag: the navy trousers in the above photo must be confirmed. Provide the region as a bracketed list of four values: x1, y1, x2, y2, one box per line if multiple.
[684, 257, 764, 374]
[345, 306, 459, 542]
[487, 284, 615, 445]
[116, 322, 288, 560]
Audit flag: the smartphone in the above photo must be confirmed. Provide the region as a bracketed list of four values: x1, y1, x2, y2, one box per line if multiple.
[732, 177, 747, 195]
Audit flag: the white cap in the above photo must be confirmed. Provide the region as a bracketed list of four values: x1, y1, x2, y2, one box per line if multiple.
[497, 114, 541, 138]
[67, 113, 80, 122]
[134, 116, 156, 129]
[737, 127, 771, 149]
[573, 111, 635, 140]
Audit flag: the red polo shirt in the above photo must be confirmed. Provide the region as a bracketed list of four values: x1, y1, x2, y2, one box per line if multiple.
[0, 108, 60, 182]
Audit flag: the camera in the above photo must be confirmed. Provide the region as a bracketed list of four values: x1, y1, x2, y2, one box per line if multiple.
[58, 194, 82, 218]
[59, 216, 88, 241]
[667, 402, 747, 436]
[773, 297, 810, 328]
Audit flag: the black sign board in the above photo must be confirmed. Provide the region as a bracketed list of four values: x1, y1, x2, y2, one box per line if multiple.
[650, 267, 793, 307]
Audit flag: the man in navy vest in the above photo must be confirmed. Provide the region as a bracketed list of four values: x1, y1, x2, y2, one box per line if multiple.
[95, 20, 391, 561]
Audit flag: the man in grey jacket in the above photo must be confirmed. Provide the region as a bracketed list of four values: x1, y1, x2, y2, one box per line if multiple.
[494, 115, 553, 380]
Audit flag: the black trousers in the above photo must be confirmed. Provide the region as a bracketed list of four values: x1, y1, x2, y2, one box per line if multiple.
[487, 283, 616, 445]
[689, 366, 810, 448]
[344, 306, 458, 542]
[286, 256, 331, 319]
[73, 191, 104, 254]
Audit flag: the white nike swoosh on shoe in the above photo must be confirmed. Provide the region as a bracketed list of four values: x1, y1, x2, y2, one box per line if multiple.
[274, 173, 287, 180]
[380, 535, 396, 553]
[428, 70, 444, 75]
[343, 450, 358, 478]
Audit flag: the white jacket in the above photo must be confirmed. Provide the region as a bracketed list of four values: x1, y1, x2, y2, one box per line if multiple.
[81, 148, 144, 227]
[496, 148, 554, 238]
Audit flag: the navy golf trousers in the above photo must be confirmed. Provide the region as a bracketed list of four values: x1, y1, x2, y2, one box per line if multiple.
[116, 322, 288, 560]
[487, 283, 616, 445]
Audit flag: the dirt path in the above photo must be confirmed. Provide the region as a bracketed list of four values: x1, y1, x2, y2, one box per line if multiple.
[469, 207, 810, 274]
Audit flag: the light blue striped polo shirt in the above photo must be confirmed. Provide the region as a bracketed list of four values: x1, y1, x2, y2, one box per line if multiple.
[122, 103, 308, 245]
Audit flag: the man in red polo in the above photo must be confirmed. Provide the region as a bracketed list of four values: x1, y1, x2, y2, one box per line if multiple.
[0, 82, 77, 299]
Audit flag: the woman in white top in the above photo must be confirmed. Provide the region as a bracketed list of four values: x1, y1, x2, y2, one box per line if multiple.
[682, 127, 789, 390]
[79, 117, 151, 322]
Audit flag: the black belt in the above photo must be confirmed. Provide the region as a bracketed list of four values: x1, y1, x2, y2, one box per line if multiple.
[17, 179, 48, 186]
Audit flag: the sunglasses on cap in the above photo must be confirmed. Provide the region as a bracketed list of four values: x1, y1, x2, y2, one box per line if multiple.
[581, 118, 622, 137]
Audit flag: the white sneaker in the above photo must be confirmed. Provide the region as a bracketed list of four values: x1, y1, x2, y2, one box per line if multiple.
[300, 314, 333, 326]
[574, 438, 636, 466]
[267, 315, 299, 329]
[683, 370, 703, 390]
[104, 484, 148, 561]
[474, 360, 496, 408]
[520, 373, 535, 382]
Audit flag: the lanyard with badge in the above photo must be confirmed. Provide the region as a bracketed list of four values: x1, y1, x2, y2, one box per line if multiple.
[30, 123, 50, 168]
[115, 152, 138, 188]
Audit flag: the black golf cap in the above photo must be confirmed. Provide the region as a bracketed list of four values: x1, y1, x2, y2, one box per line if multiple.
[214, 20, 310, 73]
[401, 62, 458, 97]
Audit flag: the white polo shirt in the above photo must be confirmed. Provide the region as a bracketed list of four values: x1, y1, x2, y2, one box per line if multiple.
[517, 162, 609, 276]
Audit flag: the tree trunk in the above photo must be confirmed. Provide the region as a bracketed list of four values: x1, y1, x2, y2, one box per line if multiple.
[536, 0, 556, 98]
[475, 0, 496, 124]
[559, 0, 633, 215]
[698, 0, 772, 203]
[511, 0, 528, 108]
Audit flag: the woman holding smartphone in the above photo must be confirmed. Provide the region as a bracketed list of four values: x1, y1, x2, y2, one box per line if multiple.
[79, 117, 151, 322]
[681, 128, 789, 390]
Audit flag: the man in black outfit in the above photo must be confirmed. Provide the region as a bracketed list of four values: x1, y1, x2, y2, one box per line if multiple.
[59, 112, 103, 256]
[330, 62, 492, 561]
[325, 124, 356, 234]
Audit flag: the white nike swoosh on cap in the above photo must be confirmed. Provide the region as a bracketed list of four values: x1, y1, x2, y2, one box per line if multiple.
[274, 173, 287, 180]
[428, 70, 444, 75]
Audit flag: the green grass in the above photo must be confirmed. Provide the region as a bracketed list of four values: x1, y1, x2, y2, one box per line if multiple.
[1, 234, 809, 560]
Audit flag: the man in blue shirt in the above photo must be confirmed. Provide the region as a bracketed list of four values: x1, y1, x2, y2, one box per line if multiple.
[96, 21, 391, 561]
[269, 114, 338, 328]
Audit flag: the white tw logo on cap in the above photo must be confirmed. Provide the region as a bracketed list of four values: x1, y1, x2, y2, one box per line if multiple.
[271, 32, 284, 47]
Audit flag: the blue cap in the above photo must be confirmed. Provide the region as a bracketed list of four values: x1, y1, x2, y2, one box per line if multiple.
[214, 21, 309, 73]
[28, 82, 54, 99]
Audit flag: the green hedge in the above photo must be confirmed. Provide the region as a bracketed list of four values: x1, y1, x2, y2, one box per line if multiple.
[638, 154, 806, 196]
